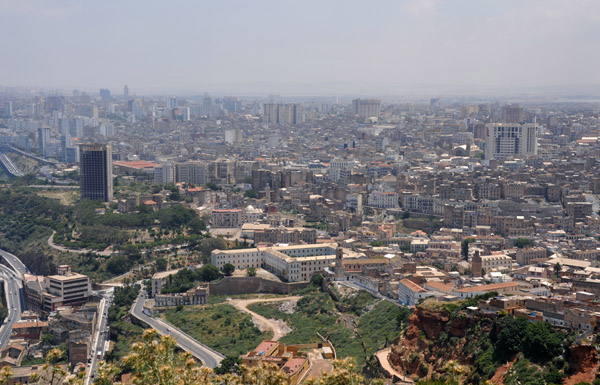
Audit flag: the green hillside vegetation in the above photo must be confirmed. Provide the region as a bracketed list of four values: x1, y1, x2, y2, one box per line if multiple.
[163, 303, 271, 357]
[105, 285, 143, 362]
[0, 189, 221, 279]
[248, 287, 410, 370]
[159, 264, 222, 293]
[410, 303, 576, 385]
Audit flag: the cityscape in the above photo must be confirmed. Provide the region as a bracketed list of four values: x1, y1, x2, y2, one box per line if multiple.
[0, 1, 600, 385]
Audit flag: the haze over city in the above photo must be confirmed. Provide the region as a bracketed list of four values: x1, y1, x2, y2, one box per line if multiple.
[2, 0, 600, 95]
[1, 1, 600, 385]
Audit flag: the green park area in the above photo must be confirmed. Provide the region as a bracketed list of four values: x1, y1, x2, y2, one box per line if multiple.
[157, 284, 410, 370]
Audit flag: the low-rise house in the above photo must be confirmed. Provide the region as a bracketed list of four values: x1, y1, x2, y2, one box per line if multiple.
[398, 279, 442, 306]
[452, 281, 520, 299]
[154, 284, 209, 307]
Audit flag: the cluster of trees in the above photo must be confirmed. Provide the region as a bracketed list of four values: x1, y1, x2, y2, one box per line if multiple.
[514, 238, 533, 248]
[73, 200, 200, 231]
[464, 314, 567, 383]
[108, 285, 140, 323]
[0, 189, 67, 253]
[494, 315, 564, 363]
[160, 264, 221, 294]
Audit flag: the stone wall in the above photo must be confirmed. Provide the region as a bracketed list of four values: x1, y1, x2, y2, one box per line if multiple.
[209, 277, 308, 295]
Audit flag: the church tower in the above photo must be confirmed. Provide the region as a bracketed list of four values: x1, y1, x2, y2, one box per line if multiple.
[472, 250, 482, 277]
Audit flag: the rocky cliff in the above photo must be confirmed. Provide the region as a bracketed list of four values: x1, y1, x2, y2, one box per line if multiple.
[387, 301, 599, 384]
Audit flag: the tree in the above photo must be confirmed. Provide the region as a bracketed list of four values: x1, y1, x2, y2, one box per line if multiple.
[494, 316, 528, 362]
[168, 190, 181, 201]
[198, 264, 221, 282]
[41, 333, 54, 346]
[514, 238, 533, 248]
[461, 238, 475, 260]
[554, 263, 561, 279]
[396, 307, 411, 329]
[76, 328, 390, 385]
[106, 255, 130, 275]
[247, 267, 257, 277]
[187, 218, 206, 234]
[155, 257, 168, 272]
[310, 274, 324, 287]
[214, 356, 241, 375]
[222, 263, 235, 277]
[244, 189, 258, 199]
[522, 321, 564, 362]
[204, 182, 222, 191]
[31, 348, 68, 385]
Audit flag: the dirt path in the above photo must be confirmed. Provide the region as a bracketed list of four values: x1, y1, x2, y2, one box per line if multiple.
[375, 347, 414, 384]
[229, 296, 301, 341]
[47, 231, 114, 256]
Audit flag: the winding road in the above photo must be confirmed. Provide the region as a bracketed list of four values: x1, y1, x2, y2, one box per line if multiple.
[228, 296, 301, 341]
[130, 289, 224, 368]
[47, 231, 115, 256]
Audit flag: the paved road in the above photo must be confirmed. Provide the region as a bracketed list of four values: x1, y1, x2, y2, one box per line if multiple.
[375, 347, 413, 384]
[0, 153, 24, 177]
[0, 249, 29, 277]
[85, 290, 112, 385]
[47, 231, 115, 257]
[0, 266, 23, 348]
[130, 289, 224, 368]
[229, 296, 300, 340]
[0, 250, 26, 350]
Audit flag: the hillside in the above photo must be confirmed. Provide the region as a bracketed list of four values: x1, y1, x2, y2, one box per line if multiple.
[388, 299, 599, 385]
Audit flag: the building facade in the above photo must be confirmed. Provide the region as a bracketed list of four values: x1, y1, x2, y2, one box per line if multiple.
[79, 143, 113, 202]
[484, 123, 537, 160]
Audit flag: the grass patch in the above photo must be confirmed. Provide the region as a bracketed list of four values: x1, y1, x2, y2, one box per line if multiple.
[248, 289, 404, 369]
[163, 303, 271, 357]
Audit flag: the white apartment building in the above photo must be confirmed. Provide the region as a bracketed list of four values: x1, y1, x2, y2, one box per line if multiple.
[154, 164, 174, 184]
[175, 162, 207, 186]
[484, 123, 538, 160]
[368, 191, 399, 209]
[211, 209, 243, 227]
[346, 193, 363, 212]
[480, 252, 513, 272]
[403, 194, 434, 214]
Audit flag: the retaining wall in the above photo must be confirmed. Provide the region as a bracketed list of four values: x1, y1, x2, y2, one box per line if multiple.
[209, 277, 308, 295]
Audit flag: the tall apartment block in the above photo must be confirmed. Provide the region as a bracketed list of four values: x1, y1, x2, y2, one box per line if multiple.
[79, 143, 113, 202]
[262, 103, 304, 125]
[352, 98, 380, 119]
[484, 123, 537, 160]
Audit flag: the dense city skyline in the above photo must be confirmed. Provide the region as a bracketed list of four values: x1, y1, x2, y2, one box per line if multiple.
[2, 0, 600, 94]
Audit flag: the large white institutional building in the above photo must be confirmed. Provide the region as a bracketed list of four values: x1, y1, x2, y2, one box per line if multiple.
[212, 243, 359, 282]
[484, 123, 537, 160]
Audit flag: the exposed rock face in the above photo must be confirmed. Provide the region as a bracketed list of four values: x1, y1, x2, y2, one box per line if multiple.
[388, 304, 599, 384]
[564, 345, 598, 385]
[409, 307, 450, 340]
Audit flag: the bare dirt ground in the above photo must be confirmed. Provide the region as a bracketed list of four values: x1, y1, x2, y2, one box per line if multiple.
[228, 296, 301, 340]
[36, 190, 77, 205]
[231, 268, 282, 282]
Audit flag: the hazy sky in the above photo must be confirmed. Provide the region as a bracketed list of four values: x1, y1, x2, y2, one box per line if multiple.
[2, 0, 600, 95]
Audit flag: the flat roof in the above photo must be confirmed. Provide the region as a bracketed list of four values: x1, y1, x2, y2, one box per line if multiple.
[113, 160, 159, 169]
[455, 281, 519, 293]
[48, 273, 88, 281]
